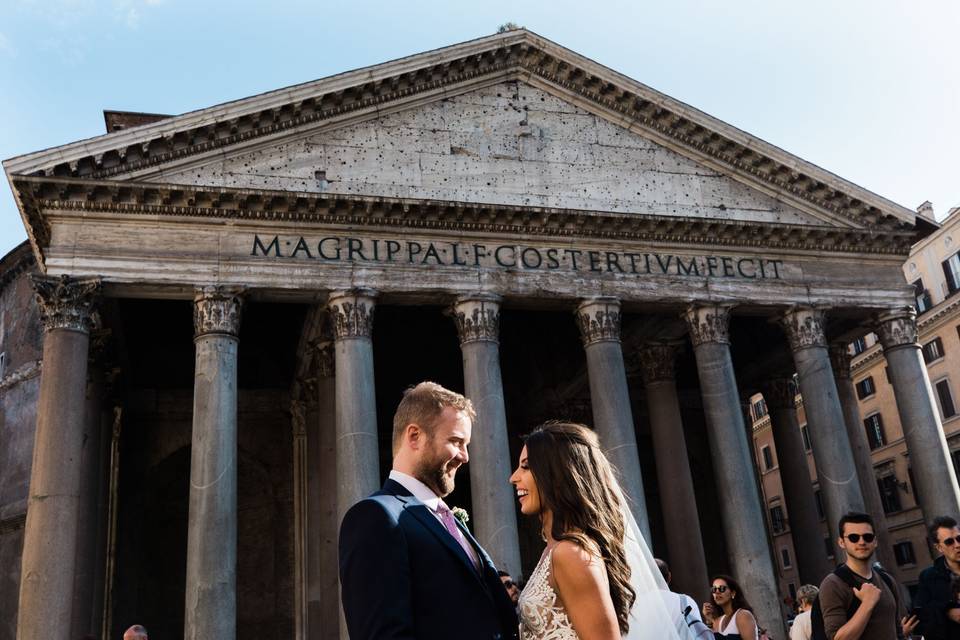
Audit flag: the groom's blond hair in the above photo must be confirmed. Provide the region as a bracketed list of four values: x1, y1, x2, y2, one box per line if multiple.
[392, 382, 475, 455]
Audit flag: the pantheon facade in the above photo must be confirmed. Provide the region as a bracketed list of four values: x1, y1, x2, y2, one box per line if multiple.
[2, 29, 957, 640]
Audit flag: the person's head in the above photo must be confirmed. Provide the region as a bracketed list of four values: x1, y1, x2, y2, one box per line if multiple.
[928, 515, 960, 563]
[509, 421, 635, 634]
[796, 584, 819, 612]
[123, 625, 148, 640]
[837, 512, 877, 561]
[391, 381, 475, 497]
[710, 575, 753, 613]
[655, 558, 671, 586]
[498, 570, 520, 605]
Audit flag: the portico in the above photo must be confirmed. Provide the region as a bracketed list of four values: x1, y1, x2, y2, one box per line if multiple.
[3, 28, 953, 640]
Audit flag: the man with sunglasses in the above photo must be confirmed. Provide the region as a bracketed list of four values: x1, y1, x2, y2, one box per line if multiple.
[914, 516, 960, 639]
[818, 512, 918, 639]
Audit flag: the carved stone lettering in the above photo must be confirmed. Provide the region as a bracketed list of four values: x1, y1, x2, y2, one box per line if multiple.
[31, 274, 101, 333]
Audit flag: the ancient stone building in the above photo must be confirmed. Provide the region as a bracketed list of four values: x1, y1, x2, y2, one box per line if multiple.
[2, 29, 957, 640]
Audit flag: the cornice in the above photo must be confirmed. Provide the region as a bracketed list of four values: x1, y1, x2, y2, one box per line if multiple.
[4, 30, 921, 239]
[12, 176, 917, 257]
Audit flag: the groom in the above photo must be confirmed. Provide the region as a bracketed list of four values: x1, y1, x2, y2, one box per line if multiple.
[339, 381, 519, 640]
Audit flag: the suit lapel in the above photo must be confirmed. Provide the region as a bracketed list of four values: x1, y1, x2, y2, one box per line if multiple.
[404, 502, 485, 580]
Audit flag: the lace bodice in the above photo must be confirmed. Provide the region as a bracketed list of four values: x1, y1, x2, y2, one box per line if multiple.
[518, 546, 579, 640]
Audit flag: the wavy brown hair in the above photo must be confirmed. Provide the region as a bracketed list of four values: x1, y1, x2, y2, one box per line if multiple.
[523, 422, 635, 634]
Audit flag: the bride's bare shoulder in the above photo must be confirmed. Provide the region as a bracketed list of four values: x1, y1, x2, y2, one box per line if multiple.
[551, 539, 604, 575]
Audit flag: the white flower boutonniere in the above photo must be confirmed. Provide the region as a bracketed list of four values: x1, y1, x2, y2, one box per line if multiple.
[451, 506, 470, 528]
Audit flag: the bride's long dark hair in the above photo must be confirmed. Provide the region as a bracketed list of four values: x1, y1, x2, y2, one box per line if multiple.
[524, 421, 635, 634]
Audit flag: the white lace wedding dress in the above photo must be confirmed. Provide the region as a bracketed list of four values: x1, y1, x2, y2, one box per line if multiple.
[518, 546, 578, 639]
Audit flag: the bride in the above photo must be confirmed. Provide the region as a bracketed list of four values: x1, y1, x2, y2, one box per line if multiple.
[509, 422, 684, 640]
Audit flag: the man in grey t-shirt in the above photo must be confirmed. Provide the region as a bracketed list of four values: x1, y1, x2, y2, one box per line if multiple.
[656, 559, 713, 640]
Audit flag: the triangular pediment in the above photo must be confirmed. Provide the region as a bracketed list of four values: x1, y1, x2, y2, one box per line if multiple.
[4, 28, 931, 245]
[153, 81, 828, 227]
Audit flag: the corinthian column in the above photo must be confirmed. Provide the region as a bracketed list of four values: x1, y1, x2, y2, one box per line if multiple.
[683, 304, 783, 638]
[829, 344, 897, 571]
[576, 297, 650, 542]
[760, 377, 830, 584]
[451, 295, 522, 577]
[780, 307, 865, 539]
[328, 290, 380, 525]
[17, 275, 100, 640]
[637, 342, 708, 598]
[876, 308, 960, 518]
[184, 286, 243, 640]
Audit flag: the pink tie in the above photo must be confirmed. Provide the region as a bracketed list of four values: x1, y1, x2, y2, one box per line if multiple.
[437, 504, 480, 571]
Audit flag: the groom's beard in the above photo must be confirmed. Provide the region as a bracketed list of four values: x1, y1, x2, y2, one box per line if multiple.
[415, 450, 458, 497]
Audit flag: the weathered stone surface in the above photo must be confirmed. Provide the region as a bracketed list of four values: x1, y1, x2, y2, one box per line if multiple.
[162, 82, 822, 227]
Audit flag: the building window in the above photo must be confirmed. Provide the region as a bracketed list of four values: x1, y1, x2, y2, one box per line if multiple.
[852, 336, 868, 355]
[936, 379, 957, 419]
[942, 252, 960, 295]
[761, 445, 775, 471]
[825, 536, 835, 559]
[877, 474, 903, 514]
[814, 490, 825, 520]
[781, 547, 792, 569]
[923, 337, 945, 363]
[855, 377, 876, 399]
[753, 398, 768, 421]
[800, 424, 812, 452]
[914, 279, 933, 314]
[863, 413, 886, 450]
[769, 505, 786, 534]
[893, 541, 916, 566]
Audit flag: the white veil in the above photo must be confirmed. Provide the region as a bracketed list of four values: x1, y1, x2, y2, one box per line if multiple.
[616, 486, 686, 640]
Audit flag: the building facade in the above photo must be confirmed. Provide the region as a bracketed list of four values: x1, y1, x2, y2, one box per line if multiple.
[2, 30, 956, 640]
[751, 203, 960, 605]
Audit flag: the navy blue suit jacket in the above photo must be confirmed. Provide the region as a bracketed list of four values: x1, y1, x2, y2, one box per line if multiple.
[339, 479, 519, 640]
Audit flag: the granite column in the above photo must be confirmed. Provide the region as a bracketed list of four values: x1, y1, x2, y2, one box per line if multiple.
[17, 275, 100, 640]
[780, 307, 865, 539]
[877, 309, 960, 519]
[184, 286, 243, 640]
[576, 298, 651, 542]
[451, 295, 522, 576]
[683, 304, 783, 637]
[637, 342, 708, 598]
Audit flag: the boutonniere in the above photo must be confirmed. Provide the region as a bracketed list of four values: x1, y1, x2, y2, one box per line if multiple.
[451, 506, 470, 528]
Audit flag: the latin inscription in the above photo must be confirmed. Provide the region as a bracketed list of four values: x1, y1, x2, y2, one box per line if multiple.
[250, 235, 784, 279]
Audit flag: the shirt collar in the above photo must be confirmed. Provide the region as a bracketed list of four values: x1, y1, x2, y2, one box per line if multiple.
[389, 469, 443, 512]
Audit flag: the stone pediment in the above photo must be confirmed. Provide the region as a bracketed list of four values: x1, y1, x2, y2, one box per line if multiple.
[3, 28, 933, 256]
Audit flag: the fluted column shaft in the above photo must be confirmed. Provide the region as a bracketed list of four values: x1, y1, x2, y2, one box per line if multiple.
[829, 344, 897, 571]
[17, 275, 100, 640]
[780, 308, 865, 540]
[638, 342, 708, 599]
[576, 298, 651, 542]
[877, 309, 960, 518]
[452, 295, 522, 577]
[761, 378, 831, 584]
[328, 290, 380, 526]
[683, 304, 783, 638]
[184, 287, 243, 640]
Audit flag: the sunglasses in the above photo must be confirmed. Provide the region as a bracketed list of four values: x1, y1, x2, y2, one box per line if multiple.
[844, 533, 876, 543]
[940, 536, 960, 547]
[502, 579, 516, 588]
[711, 585, 728, 594]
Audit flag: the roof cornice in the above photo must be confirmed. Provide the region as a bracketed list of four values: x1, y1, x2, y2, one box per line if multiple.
[14, 177, 917, 264]
[3, 30, 927, 239]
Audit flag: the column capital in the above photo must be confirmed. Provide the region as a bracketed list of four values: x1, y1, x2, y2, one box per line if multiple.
[682, 304, 733, 346]
[31, 274, 101, 334]
[875, 307, 919, 350]
[193, 286, 244, 338]
[760, 377, 799, 410]
[637, 342, 681, 384]
[780, 306, 827, 351]
[451, 294, 501, 345]
[327, 289, 377, 339]
[828, 343, 853, 380]
[576, 297, 621, 346]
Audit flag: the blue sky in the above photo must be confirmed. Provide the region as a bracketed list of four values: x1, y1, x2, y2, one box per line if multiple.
[1, 0, 958, 257]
